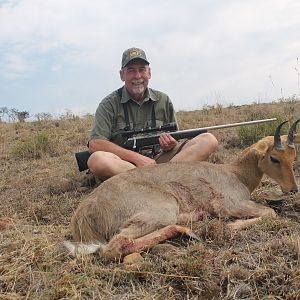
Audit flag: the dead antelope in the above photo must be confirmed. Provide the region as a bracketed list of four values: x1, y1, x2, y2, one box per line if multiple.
[65, 120, 300, 260]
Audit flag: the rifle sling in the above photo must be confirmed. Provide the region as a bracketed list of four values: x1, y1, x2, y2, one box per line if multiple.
[121, 87, 157, 130]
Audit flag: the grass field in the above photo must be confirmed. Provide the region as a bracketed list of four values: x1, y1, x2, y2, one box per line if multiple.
[1, 99, 300, 299]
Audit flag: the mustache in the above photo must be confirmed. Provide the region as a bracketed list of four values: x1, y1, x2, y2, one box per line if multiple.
[131, 79, 144, 84]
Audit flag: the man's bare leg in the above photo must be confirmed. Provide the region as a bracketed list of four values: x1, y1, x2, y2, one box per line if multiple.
[87, 151, 136, 180]
[171, 133, 218, 162]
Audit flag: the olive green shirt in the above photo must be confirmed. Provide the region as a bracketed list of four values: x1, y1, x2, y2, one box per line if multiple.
[89, 87, 178, 147]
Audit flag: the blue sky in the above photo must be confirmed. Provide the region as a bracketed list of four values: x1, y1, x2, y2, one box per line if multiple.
[0, 0, 300, 117]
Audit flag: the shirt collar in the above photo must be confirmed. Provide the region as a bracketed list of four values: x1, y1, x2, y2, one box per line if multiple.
[120, 86, 159, 104]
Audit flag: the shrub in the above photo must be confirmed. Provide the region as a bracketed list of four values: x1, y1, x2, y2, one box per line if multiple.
[280, 95, 298, 116]
[11, 132, 53, 159]
[237, 112, 287, 146]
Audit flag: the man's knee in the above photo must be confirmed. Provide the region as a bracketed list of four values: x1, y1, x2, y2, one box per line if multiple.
[87, 151, 120, 173]
[202, 133, 218, 152]
[87, 151, 136, 179]
[171, 133, 218, 162]
[193, 133, 218, 152]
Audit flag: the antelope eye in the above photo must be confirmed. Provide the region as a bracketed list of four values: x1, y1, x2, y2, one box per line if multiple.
[270, 156, 280, 163]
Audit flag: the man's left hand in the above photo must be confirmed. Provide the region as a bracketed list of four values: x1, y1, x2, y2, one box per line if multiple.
[159, 133, 178, 152]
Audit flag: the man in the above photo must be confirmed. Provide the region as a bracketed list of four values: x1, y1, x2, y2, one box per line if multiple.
[87, 47, 218, 180]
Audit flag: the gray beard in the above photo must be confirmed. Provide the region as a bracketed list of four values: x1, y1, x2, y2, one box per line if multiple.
[131, 86, 145, 95]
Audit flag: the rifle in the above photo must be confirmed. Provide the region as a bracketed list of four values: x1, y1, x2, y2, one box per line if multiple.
[75, 122, 177, 172]
[75, 118, 277, 172]
[121, 122, 177, 138]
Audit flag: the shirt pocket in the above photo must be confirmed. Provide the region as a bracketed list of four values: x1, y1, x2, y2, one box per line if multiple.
[111, 121, 129, 146]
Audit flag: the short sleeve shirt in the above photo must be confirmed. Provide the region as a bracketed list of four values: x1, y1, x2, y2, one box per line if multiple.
[89, 87, 178, 147]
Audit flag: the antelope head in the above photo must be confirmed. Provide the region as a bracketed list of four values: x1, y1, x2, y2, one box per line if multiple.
[255, 119, 300, 194]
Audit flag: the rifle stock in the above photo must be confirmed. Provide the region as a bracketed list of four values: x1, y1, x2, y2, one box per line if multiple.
[75, 118, 277, 171]
[75, 150, 91, 172]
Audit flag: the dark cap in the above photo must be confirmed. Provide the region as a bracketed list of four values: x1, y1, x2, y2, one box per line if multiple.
[121, 47, 150, 68]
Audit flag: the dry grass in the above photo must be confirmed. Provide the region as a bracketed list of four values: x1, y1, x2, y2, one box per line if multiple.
[1, 100, 300, 299]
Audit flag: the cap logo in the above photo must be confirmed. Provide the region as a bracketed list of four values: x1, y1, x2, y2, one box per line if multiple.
[129, 49, 143, 59]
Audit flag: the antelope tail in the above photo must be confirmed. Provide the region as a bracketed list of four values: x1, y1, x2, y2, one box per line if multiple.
[63, 240, 103, 256]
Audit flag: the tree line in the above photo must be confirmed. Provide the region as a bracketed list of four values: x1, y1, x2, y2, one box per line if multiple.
[0, 107, 53, 123]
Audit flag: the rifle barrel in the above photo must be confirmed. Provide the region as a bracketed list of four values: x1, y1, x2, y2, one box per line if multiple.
[123, 118, 277, 150]
[184, 118, 278, 132]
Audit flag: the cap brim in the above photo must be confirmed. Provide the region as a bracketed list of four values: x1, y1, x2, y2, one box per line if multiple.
[122, 57, 150, 68]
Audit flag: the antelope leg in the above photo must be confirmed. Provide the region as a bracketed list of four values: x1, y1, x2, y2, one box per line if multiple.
[103, 224, 199, 259]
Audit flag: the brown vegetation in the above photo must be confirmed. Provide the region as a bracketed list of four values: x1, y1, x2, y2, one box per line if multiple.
[1, 100, 300, 299]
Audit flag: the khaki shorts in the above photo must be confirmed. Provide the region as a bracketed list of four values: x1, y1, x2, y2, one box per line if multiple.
[154, 139, 189, 164]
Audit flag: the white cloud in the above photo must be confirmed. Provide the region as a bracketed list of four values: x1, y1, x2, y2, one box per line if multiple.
[1, 53, 35, 79]
[0, 0, 300, 113]
[51, 64, 62, 72]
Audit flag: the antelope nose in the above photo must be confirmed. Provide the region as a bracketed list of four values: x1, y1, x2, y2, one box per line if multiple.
[290, 187, 298, 193]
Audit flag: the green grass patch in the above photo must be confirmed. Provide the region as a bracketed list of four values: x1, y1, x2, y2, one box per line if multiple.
[237, 112, 287, 146]
[11, 132, 53, 159]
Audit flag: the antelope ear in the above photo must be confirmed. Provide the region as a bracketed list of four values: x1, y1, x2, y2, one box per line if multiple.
[251, 139, 272, 155]
[294, 133, 300, 144]
[281, 134, 300, 144]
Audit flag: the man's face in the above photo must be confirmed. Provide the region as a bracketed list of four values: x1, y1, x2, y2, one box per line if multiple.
[120, 60, 151, 100]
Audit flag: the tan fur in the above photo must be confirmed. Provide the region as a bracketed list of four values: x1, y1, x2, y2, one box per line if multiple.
[68, 134, 298, 259]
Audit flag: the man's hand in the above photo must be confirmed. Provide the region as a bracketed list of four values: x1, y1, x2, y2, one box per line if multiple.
[131, 153, 157, 167]
[159, 133, 178, 152]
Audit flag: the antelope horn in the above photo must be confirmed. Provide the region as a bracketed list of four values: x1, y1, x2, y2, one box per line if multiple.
[274, 120, 288, 151]
[287, 118, 300, 148]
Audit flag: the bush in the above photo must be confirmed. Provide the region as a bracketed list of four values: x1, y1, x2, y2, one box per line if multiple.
[11, 132, 53, 159]
[237, 112, 287, 146]
[279, 95, 298, 116]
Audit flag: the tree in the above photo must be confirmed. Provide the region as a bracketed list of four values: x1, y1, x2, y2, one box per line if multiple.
[16, 110, 30, 122]
[0, 107, 9, 122]
[35, 112, 52, 121]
